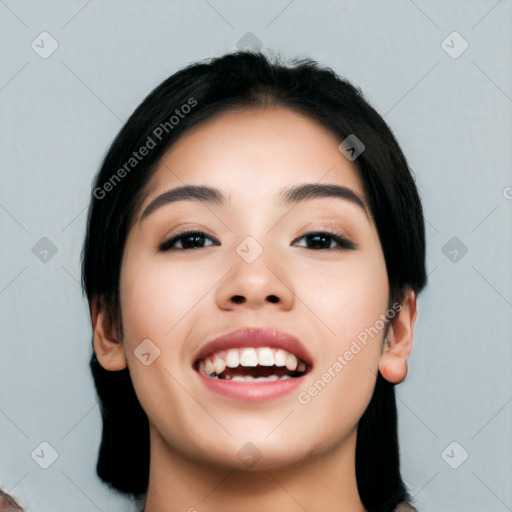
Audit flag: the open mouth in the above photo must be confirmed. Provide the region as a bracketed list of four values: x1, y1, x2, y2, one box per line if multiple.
[194, 347, 310, 382]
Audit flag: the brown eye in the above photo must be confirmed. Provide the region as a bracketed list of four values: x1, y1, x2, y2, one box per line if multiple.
[159, 230, 219, 251]
[293, 231, 356, 250]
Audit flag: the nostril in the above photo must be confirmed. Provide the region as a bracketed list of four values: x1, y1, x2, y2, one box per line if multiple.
[231, 295, 245, 304]
[267, 295, 279, 303]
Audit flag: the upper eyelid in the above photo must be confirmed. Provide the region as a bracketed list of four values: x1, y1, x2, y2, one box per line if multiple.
[162, 219, 352, 238]
[162, 227, 350, 240]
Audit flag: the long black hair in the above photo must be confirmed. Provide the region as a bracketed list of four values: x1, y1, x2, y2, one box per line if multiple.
[82, 50, 427, 512]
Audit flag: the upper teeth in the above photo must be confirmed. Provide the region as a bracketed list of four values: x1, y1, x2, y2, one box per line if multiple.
[198, 347, 306, 375]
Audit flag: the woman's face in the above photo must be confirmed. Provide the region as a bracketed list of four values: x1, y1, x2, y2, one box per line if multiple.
[118, 106, 389, 470]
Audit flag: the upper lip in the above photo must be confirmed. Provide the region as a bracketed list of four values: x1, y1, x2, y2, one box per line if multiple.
[193, 327, 314, 367]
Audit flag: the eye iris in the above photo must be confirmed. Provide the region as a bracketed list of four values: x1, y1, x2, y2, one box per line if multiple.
[307, 233, 331, 249]
[181, 233, 205, 248]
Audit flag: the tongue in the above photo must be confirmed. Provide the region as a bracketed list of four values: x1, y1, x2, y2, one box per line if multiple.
[220, 365, 293, 379]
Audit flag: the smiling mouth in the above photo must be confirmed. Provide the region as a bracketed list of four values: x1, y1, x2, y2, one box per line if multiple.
[194, 347, 310, 382]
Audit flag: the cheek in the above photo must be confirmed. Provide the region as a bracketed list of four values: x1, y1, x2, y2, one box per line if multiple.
[118, 255, 212, 428]
[293, 254, 388, 437]
[296, 249, 389, 343]
[298, 247, 388, 424]
[120, 256, 214, 344]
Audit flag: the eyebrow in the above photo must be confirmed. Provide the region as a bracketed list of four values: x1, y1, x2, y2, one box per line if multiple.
[139, 183, 367, 222]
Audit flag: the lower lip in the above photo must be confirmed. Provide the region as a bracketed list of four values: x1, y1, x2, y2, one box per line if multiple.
[196, 371, 306, 403]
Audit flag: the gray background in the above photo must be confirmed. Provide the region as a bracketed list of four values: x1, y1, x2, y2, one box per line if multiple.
[1, 1, 511, 511]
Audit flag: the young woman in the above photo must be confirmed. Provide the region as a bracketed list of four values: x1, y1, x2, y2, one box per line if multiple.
[82, 50, 426, 512]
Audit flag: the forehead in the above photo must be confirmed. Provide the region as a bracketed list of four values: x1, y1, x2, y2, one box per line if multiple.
[144, 106, 365, 205]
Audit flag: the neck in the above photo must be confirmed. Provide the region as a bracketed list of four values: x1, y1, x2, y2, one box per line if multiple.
[142, 426, 366, 512]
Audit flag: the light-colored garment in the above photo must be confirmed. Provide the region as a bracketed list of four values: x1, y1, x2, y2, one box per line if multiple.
[395, 501, 418, 511]
[0, 489, 23, 512]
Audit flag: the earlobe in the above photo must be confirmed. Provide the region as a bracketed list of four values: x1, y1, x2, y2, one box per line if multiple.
[378, 290, 418, 384]
[91, 297, 127, 371]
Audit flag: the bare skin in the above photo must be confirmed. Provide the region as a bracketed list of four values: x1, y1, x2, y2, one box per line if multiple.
[93, 106, 417, 512]
[0, 490, 23, 512]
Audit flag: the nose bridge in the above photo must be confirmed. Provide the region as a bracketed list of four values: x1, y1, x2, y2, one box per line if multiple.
[214, 233, 294, 309]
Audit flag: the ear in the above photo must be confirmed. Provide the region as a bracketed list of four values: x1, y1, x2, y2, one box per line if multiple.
[91, 297, 127, 371]
[378, 289, 418, 384]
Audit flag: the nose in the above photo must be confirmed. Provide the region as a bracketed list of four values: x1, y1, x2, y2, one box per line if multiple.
[214, 244, 295, 311]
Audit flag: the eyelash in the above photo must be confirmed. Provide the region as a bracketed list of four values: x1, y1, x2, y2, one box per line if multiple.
[158, 229, 357, 252]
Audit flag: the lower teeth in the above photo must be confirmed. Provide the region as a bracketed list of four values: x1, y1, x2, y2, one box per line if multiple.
[207, 374, 293, 381]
